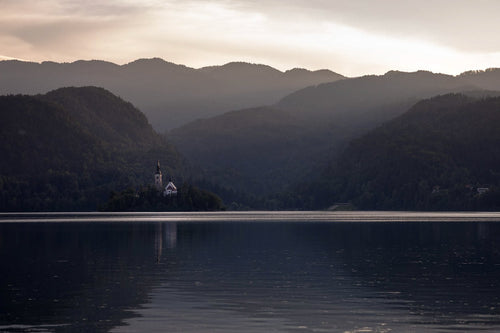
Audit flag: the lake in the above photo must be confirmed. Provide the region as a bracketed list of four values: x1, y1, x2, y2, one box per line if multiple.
[1, 211, 500, 332]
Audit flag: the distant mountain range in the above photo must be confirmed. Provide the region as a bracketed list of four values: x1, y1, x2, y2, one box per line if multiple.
[0, 58, 344, 131]
[169, 69, 500, 200]
[4, 58, 500, 211]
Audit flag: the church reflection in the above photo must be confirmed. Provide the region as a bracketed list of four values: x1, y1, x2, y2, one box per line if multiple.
[155, 223, 162, 263]
[164, 222, 177, 249]
[155, 222, 177, 263]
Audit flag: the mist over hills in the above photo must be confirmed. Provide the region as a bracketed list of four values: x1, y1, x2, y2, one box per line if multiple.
[309, 94, 500, 211]
[278, 70, 469, 119]
[169, 107, 322, 196]
[0, 58, 344, 131]
[169, 69, 500, 202]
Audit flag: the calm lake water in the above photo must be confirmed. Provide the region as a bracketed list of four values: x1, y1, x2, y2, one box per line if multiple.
[1, 211, 500, 333]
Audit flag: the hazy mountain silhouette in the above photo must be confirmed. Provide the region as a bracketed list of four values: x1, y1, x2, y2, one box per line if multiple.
[169, 106, 325, 195]
[169, 70, 500, 202]
[278, 70, 475, 124]
[309, 94, 500, 211]
[0, 58, 344, 131]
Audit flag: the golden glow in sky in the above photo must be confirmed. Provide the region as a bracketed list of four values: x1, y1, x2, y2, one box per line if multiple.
[1, 0, 500, 76]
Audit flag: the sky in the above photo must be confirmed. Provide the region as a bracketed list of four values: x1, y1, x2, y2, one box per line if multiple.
[1, 0, 500, 77]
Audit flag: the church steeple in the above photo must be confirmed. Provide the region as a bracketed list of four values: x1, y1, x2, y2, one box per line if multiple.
[154, 160, 163, 190]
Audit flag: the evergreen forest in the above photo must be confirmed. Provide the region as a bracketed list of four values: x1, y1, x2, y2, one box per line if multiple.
[0, 87, 220, 211]
[308, 94, 500, 211]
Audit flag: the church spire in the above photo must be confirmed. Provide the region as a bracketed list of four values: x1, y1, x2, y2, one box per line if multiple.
[154, 160, 163, 190]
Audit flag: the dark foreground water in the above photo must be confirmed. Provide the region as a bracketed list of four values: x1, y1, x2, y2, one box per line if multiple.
[1, 212, 500, 333]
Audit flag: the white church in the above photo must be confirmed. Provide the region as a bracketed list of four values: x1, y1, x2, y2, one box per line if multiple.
[154, 161, 178, 196]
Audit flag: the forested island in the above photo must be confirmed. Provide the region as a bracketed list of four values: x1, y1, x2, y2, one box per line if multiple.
[100, 185, 224, 212]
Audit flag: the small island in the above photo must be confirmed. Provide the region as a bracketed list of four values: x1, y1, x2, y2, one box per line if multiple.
[100, 161, 225, 212]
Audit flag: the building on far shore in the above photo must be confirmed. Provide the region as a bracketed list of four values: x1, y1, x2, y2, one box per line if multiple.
[477, 187, 490, 195]
[154, 161, 178, 196]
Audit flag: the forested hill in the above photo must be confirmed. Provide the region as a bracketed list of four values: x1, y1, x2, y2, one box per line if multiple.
[311, 94, 500, 211]
[42, 87, 162, 149]
[0, 87, 185, 211]
[277, 70, 475, 123]
[168, 69, 500, 202]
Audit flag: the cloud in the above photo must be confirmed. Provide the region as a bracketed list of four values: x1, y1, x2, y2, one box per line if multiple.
[137, 0, 500, 74]
[199, 0, 500, 53]
[0, 0, 499, 75]
[0, 0, 156, 61]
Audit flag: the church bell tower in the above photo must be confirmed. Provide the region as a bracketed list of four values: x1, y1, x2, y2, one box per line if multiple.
[154, 160, 163, 190]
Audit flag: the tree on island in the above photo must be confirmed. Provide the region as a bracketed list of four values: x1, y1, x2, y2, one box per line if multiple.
[99, 183, 225, 212]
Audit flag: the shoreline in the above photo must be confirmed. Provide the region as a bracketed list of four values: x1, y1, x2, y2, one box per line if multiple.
[2, 211, 500, 223]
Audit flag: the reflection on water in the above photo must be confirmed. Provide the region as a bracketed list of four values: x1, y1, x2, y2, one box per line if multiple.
[154, 223, 177, 264]
[1, 213, 500, 332]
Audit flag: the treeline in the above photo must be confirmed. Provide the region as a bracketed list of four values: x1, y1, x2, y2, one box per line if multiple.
[100, 184, 225, 212]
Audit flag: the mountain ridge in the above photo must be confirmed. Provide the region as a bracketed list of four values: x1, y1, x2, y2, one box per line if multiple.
[0, 58, 345, 130]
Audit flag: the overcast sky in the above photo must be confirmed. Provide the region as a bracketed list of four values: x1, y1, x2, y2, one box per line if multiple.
[1, 0, 500, 76]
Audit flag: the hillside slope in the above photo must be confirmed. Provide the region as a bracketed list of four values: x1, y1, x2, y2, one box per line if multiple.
[0, 87, 185, 211]
[278, 70, 476, 124]
[312, 94, 500, 210]
[169, 70, 500, 202]
[169, 107, 333, 195]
